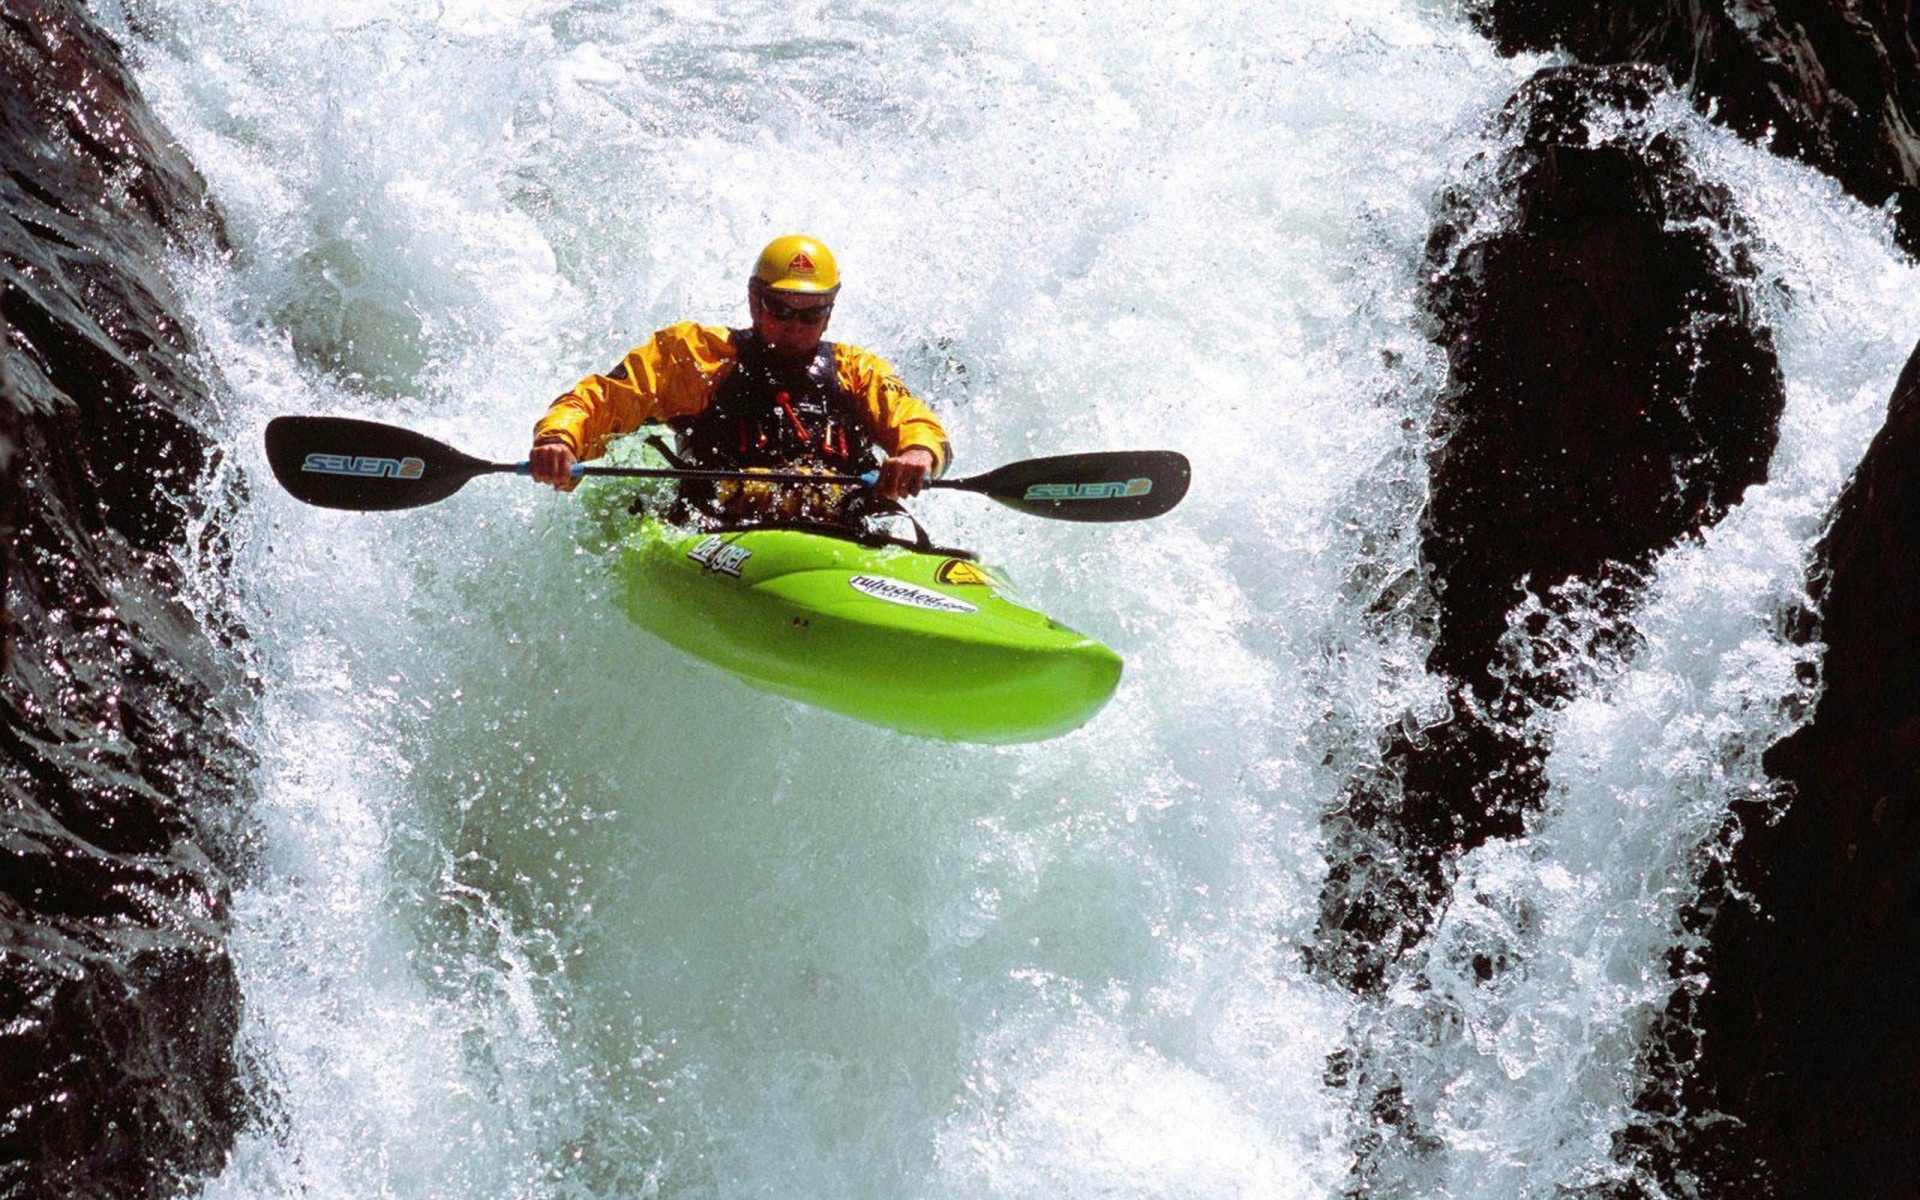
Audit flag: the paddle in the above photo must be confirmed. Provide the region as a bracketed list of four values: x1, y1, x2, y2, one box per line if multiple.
[264, 415, 1191, 522]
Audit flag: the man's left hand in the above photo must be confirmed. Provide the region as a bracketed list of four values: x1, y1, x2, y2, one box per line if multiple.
[874, 447, 937, 500]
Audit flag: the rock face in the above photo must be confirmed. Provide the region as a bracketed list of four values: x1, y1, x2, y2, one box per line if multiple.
[1471, 0, 1920, 255]
[2, 379, 16, 669]
[1463, 6, 1920, 1196]
[1625, 339, 1920, 1200]
[1316, 64, 1786, 992]
[2, 2, 249, 1197]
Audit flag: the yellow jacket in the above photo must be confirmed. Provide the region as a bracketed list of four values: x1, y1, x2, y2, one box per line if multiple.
[533, 322, 950, 472]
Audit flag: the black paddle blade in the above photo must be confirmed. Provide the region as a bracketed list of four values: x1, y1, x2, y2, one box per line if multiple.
[264, 415, 497, 511]
[953, 450, 1192, 522]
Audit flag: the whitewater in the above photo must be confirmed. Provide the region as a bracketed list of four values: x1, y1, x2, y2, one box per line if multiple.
[98, 0, 1919, 1195]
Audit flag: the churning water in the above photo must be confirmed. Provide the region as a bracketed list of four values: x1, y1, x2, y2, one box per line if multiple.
[102, 0, 1920, 1195]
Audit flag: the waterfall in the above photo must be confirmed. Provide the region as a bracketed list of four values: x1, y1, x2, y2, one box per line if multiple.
[89, 0, 1920, 1194]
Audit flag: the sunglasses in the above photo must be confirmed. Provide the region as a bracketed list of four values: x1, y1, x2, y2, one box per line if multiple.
[758, 293, 835, 325]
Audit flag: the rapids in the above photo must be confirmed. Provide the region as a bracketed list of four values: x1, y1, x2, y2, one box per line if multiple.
[96, 0, 1920, 1195]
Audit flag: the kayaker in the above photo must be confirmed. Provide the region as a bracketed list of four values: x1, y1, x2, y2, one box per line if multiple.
[528, 235, 950, 524]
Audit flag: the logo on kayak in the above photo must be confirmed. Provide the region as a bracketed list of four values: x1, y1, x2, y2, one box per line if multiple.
[1023, 478, 1153, 501]
[688, 535, 752, 577]
[936, 559, 994, 587]
[302, 452, 426, 480]
[849, 575, 978, 614]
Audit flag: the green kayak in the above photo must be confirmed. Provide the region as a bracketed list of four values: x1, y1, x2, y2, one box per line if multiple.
[612, 520, 1123, 742]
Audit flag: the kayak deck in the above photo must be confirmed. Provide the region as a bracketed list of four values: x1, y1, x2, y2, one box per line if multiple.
[613, 521, 1122, 742]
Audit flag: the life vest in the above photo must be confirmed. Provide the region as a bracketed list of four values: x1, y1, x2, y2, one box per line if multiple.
[663, 331, 881, 527]
[672, 331, 874, 473]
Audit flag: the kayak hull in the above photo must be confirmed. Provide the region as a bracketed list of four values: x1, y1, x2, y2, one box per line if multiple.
[613, 522, 1122, 742]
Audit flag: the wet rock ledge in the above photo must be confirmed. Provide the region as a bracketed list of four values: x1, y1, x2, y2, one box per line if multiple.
[1473, 0, 1920, 256]
[1317, 62, 1786, 994]
[1422, 2, 1920, 1197]
[2, 2, 250, 1198]
[1315, 61, 1791, 1195]
[1624, 339, 1920, 1199]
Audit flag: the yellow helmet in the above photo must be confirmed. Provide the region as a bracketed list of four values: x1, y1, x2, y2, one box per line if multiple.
[751, 234, 840, 296]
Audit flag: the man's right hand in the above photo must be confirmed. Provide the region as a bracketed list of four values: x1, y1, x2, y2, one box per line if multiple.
[529, 438, 580, 492]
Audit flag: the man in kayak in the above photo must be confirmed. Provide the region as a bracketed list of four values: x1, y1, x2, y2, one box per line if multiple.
[528, 235, 949, 524]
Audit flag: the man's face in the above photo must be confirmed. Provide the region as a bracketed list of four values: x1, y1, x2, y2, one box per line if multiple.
[750, 287, 835, 359]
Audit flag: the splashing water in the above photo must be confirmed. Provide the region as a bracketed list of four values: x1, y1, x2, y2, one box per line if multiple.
[101, 0, 1920, 1195]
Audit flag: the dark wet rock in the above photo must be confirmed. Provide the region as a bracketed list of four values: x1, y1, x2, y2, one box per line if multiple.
[1622, 336, 1920, 1200]
[2, 367, 16, 671]
[1419, 78, 1784, 696]
[2, 1, 250, 1197]
[1315, 65, 1786, 993]
[1470, 0, 1920, 256]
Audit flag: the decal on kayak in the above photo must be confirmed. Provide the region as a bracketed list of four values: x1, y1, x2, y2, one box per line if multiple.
[849, 575, 978, 614]
[302, 452, 425, 479]
[936, 559, 994, 587]
[1023, 478, 1153, 501]
[688, 535, 753, 577]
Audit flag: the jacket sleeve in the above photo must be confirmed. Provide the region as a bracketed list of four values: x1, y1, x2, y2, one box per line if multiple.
[533, 322, 735, 460]
[835, 345, 952, 475]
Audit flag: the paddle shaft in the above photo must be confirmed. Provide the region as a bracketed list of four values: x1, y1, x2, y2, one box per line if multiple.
[533, 463, 1023, 495]
[524, 461, 878, 488]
